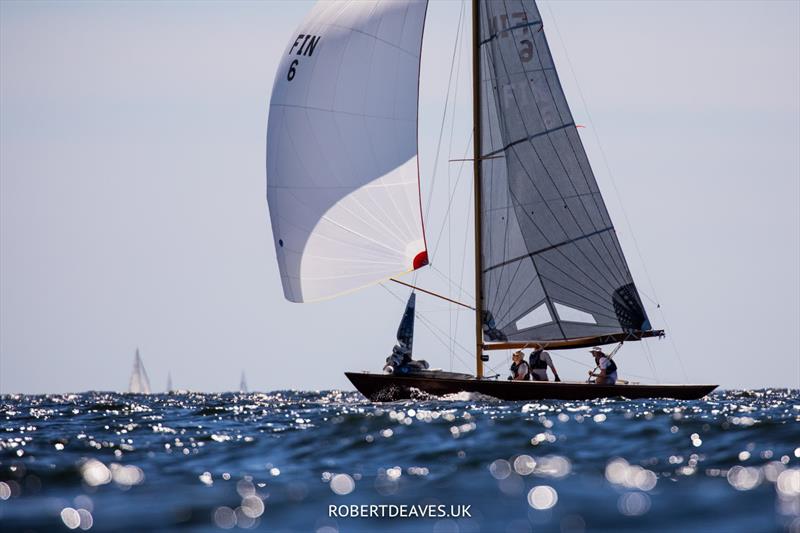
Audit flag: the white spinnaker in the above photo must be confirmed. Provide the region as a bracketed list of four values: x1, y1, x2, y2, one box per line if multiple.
[267, 0, 429, 303]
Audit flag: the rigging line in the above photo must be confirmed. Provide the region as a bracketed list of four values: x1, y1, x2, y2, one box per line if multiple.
[451, 183, 474, 371]
[542, 1, 690, 380]
[479, 46, 628, 295]
[430, 133, 473, 259]
[429, 264, 475, 301]
[528, 39, 630, 285]
[541, 0, 661, 304]
[641, 339, 661, 384]
[423, 0, 466, 220]
[655, 312, 690, 382]
[389, 278, 474, 310]
[446, 17, 468, 367]
[380, 283, 474, 371]
[485, 19, 630, 290]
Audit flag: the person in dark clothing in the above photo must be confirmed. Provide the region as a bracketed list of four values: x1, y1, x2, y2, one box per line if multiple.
[508, 350, 530, 381]
[528, 349, 561, 382]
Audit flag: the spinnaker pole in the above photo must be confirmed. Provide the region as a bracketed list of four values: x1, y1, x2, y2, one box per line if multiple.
[472, 0, 484, 379]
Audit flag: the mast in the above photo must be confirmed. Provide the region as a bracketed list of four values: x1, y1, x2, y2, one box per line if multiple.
[472, 0, 484, 379]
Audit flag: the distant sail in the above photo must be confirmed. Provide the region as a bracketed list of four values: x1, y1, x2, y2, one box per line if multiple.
[267, 0, 430, 303]
[166, 372, 173, 393]
[477, 0, 650, 343]
[239, 372, 248, 393]
[128, 348, 152, 394]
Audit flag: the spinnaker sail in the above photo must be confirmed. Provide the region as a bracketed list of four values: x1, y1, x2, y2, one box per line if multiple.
[267, 0, 430, 303]
[476, 0, 651, 345]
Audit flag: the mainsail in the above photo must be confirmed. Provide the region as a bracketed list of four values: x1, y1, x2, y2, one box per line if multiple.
[128, 348, 152, 394]
[240, 372, 248, 393]
[477, 0, 652, 345]
[267, 0, 430, 303]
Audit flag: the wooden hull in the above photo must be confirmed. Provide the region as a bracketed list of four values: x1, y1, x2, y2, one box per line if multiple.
[345, 372, 718, 401]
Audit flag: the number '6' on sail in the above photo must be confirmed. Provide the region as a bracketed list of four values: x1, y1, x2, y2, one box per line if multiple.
[266, 1, 429, 303]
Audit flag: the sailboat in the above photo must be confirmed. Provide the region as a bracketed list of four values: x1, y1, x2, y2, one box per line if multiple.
[239, 371, 249, 393]
[266, 0, 717, 401]
[128, 348, 152, 394]
[166, 372, 173, 393]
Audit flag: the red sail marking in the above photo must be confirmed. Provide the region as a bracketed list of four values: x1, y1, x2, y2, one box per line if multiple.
[413, 251, 429, 270]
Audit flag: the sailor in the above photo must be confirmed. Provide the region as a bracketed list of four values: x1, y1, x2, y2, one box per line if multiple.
[528, 349, 562, 382]
[508, 350, 530, 381]
[588, 347, 618, 385]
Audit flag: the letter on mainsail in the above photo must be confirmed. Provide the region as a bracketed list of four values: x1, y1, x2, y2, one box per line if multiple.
[477, 0, 651, 343]
[267, 0, 430, 303]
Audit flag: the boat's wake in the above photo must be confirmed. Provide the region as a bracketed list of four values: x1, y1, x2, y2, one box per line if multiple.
[409, 387, 500, 403]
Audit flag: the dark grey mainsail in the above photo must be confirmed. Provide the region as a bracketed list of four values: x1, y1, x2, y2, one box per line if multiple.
[477, 0, 651, 345]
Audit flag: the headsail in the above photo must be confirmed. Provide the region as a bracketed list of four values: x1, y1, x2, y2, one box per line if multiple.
[477, 0, 652, 346]
[128, 348, 152, 394]
[267, 0, 430, 303]
[384, 292, 431, 374]
[396, 291, 416, 355]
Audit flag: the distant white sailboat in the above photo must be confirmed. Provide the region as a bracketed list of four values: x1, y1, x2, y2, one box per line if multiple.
[239, 371, 248, 393]
[128, 348, 152, 394]
[166, 372, 173, 393]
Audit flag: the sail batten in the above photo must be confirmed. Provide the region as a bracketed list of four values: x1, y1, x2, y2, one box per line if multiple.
[267, 0, 429, 303]
[478, 0, 651, 343]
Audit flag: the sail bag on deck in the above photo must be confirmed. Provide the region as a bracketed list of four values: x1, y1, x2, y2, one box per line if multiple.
[477, 0, 651, 345]
[267, 0, 429, 303]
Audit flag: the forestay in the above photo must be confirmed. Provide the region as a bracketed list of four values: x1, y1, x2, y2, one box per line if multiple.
[267, 0, 429, 302]
[477, 0, 651, 344]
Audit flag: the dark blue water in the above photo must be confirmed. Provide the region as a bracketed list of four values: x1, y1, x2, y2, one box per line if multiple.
[1, 389, 798, 532]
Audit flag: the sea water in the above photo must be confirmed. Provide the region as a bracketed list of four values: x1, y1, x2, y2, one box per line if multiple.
[1, 389, 798, 532]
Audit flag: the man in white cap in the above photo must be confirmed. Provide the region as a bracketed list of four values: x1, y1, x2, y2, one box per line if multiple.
[588, 347, 618, 385]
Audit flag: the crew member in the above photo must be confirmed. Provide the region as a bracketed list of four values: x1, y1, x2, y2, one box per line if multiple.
[528, 349, 561, 382]
[588, 347, 618, 385]
[508, 350, 530, 381]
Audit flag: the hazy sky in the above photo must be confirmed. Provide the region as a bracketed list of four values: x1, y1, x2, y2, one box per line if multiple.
[1, 0, 798, 394]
